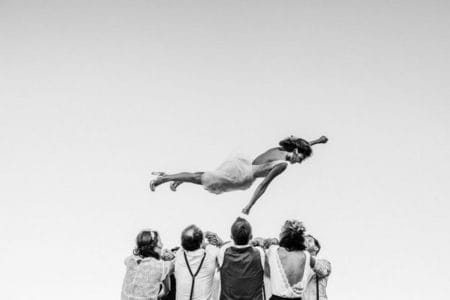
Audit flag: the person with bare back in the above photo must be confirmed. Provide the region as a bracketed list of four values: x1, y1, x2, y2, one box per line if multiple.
[149, 135, 328, 215]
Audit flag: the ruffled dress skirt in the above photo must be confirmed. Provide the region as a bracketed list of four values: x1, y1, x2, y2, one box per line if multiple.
[201, 156, 255, 194]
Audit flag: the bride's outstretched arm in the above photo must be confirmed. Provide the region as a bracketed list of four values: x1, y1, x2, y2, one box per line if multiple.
[242, 162, 288, 214]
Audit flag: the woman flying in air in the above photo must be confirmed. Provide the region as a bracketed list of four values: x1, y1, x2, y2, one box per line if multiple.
[150, 135, 328, 214]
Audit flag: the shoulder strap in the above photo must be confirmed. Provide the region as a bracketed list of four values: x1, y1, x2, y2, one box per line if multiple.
[183, 251, 207, 300]
[316, 275, 319, 300]
[262, 281, 266, 300]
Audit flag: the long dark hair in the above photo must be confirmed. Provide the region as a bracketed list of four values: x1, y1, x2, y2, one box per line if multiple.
[133, 230, 161, 259]
[279, 136, 312, 157]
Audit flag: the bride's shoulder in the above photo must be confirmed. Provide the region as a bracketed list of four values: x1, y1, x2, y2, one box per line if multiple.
[253, 148, 286, 164]
[267, 147, 285, 153]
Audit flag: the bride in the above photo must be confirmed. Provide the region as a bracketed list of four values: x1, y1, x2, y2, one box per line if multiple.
[150, 135, 327, 215]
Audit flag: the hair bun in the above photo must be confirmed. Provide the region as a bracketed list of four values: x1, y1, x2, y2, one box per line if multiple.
[284, 219, 306, 234]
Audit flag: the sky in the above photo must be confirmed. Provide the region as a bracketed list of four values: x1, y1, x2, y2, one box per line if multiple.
[1, 0, 449, 299]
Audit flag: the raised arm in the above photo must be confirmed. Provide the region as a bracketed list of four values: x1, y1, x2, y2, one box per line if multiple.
[242, 162, 288, 215]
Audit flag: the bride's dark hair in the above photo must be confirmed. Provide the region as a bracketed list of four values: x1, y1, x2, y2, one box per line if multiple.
[279, 136, 312, 157]
[133, 230, 161, 259]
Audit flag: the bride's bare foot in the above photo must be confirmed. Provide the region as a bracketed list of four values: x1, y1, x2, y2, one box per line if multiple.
[149, 172, 166, 191]
[151, 172, 166, 176]
[170, 181, 183, 192]
[149, 180, 157, 191]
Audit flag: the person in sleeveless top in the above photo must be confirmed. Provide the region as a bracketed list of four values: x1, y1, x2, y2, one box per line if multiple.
[216, 217, 266, 300]
[121, 229, 175, 300]
[266, 220, 317, 300]
[150, 135, 328, 215]
[174, 225, 220, 300]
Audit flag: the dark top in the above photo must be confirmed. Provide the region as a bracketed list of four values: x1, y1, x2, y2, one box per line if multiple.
[220, 246, 264, 300]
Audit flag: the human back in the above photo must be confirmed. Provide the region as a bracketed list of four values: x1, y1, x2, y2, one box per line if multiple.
[175, 225, 219, 300]
[253, 136, 314, 165]
[252, 147, 288, 165]
[220, 245, 265, 300]
[277, 247, 307, 285]
[121, 230, 174, 300]
[218, 217, 265, 300]
[266, 220, 314, 299]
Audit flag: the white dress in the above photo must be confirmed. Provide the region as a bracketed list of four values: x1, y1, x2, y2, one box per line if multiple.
[266, 245, 314, 299]
[201, 156, 256, 194]
[201, 156, 287, 195]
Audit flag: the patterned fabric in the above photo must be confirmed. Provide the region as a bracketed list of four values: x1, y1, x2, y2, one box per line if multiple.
[121, 255, 174, 300]
[303, 259, 331, 300]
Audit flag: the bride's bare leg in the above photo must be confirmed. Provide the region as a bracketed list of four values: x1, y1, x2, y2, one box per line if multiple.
[150, 172, 203, 191]
[170, 181, 183, 191]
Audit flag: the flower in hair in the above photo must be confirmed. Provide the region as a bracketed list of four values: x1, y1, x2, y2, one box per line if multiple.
[284, 220, 306, 233]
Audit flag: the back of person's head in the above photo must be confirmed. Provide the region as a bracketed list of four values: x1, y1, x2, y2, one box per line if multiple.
[279, 136, 312, 158]
[231, 217, 252, 245]
[305, 234, 321, 254]
[133, 229, 160, 259]
[181, 224, 204, 251]
[279, 219, 306, 251]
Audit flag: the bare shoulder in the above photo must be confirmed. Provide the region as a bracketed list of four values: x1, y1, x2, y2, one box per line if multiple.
[253, 147, 287, 165]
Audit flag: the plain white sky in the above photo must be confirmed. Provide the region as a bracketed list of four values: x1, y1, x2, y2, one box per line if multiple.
[1, 0, 449, 299]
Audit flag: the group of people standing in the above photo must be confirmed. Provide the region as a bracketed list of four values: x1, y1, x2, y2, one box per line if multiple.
[121, 217, 331, 300]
